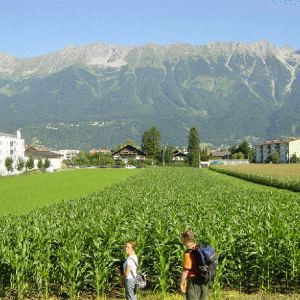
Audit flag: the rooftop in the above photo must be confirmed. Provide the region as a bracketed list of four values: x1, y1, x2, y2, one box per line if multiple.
[257, 138, 299, 146]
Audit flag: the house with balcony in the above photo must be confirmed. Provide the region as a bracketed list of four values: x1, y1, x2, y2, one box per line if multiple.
[0, 130, 25, 176]
[172, 149, 187, 162]
[255, 138, 300, 163]
[111, 145, 147, 163]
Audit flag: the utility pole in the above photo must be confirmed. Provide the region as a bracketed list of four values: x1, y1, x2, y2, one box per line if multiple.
[163, 147, 165, 166]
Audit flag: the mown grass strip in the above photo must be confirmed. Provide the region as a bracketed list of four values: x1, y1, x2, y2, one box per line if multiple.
[209, 165, 300, 192]
[0, 169, 142, 216]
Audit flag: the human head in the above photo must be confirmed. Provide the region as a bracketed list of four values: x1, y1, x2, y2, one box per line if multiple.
[125, 241, 136, 256]
[181, 230, 194, 245]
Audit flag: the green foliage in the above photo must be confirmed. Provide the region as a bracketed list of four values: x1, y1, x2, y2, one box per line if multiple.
[187, 127, 200, 167]
[229, 144, 238, 155]
[44, 158, 51, 169]
[141, 126, 162, 160]
[25, 155, 34, 170]
[1, 48, 300, 150]
[290, 153, 300, 163]
[160, 146, 176, 164]
[237, 141, 251, 159]
[127, 159, 137, 166]
[229, 141, 255, 162]
[17, 157, 25, 171]
[74, 151, 90, 166]
[267, 152, 280, 164]
[4, 157, 13, 172]
[143, 158, 155, 165]
[231, 152, 244, 159]
[37, 158, 43, 169]
[99, 154, 114, 166]
[0, 168, 300, 298]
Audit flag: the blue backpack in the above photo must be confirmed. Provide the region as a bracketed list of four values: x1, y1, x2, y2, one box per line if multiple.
[185, 243, 217, 283]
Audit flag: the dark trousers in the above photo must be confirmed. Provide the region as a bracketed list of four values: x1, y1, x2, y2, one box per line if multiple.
[186, 277, 208, 300]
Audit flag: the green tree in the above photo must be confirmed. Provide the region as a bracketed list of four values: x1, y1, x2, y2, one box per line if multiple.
[290, 153, 300, 163]
[141, 126, 162, 160]
[187, 127, 200, 167]
[74, 151, 90, 166]
[236, 152, 245, 159]
[44, 158, 51, 170]
[37, 158, 43, 169]
[101, 154, 114, 166]
[5, 157, 13, 173]
[17, 157, 25, 171]
[25, 156, 35, 170]
[237, 141, 251, 158]
[267, 152, 280, 164]
[229, 144, 238, 158]
[160, 146, 175, 165]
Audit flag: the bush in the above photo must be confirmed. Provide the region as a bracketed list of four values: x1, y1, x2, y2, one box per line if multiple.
[267, 152, 280, 164]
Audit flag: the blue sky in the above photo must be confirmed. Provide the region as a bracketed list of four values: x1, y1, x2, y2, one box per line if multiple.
[1, 0, 299, 58]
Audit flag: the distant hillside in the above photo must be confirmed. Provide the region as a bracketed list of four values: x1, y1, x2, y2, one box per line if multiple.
[0, 40, 300, 150]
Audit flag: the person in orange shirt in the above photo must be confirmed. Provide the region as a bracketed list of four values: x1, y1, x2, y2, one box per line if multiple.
[180, 230, 209, 300]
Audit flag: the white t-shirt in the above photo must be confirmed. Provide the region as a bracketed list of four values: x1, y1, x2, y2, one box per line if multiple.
[123, 255, 138, 279]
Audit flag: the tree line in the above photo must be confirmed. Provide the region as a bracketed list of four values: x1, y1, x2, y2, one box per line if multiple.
[4, 156, 51, 174]
[72, 126, 203, 167]
[71, 125, 264, 167]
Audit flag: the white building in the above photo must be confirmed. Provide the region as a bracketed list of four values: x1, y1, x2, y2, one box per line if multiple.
[255, 138, 300, 163]
[58, 149, 80, 161]
[0, 130, 25, 176]
[25, 145, 63, 173]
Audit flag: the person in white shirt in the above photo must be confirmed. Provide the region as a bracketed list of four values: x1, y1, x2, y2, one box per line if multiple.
[120, 241, 138, 300]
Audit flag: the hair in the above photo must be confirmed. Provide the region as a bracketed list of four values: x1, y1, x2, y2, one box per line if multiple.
[181, 230, 194, 242]
[126, 241, 136, 251]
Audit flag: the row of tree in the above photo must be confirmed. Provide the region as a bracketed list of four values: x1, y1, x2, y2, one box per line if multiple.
[72, 126, 259, 167]
[136, 125, 201, 167]
[4, 156, 51, 173]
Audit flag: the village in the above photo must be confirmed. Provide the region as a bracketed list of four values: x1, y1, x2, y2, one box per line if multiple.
[1, 129, 300, 176]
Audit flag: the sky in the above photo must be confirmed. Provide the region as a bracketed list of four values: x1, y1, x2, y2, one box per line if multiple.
[1, 0, 299, 58]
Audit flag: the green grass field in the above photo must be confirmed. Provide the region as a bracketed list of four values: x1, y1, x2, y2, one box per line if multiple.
[0, 169, 142, 216]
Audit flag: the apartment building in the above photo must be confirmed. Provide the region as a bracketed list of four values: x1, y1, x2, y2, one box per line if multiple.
[255, 138, 300, 163]
[0, 130, 25, 176]
[58, 149, 80, 161]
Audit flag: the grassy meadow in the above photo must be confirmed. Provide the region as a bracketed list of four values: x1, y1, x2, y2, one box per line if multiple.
[0, 168, 142, 216]
[0, 167, 300, 299]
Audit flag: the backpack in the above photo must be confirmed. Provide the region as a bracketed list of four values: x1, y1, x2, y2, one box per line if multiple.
[185, 243, 217, 283]
[128, 257, 146, 289]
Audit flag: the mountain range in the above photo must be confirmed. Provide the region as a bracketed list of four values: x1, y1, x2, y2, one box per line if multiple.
[0, 40, 300, 150]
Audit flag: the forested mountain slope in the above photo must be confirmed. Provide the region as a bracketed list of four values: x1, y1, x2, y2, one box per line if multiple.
[0, 40, 299, 149]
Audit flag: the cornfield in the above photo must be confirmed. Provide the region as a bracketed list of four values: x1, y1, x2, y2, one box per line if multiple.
[0, 167, 299, 298]
[210, 164, 300, 192]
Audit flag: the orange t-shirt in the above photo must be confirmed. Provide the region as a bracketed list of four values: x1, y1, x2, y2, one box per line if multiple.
[183, 243, 198, 278]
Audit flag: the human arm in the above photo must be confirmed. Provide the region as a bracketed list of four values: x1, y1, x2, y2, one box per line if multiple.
[180, 269, 189, 293]
[120, 265, 132, 286]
